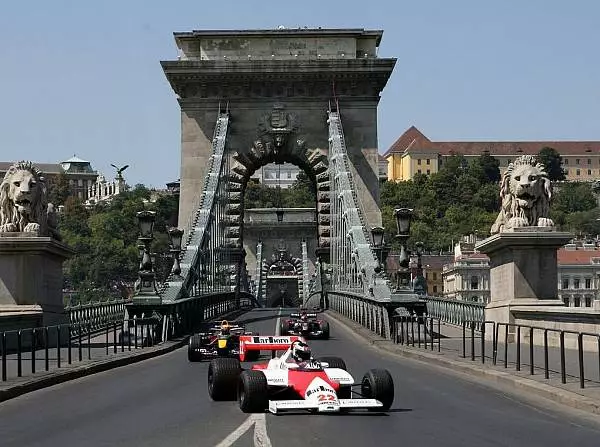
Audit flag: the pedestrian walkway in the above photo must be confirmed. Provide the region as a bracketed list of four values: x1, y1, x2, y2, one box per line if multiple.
[332, 312, 600, 414]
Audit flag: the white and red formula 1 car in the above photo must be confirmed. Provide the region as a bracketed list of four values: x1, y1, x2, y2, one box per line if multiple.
[207, 335, 394, 414]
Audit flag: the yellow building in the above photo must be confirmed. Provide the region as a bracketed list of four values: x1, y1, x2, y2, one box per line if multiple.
[384, 126, 600, 182]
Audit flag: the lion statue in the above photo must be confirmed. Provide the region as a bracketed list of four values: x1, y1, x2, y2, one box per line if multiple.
[490, 155, 554, 234]
[0, 160, 61, 240]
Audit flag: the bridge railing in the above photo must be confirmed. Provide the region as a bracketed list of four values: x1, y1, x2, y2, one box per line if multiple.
[423, 296, 485, 331]
[306, 290, 393, 339]
[0, 316, 159, 382]
[65, 298, 131, 337]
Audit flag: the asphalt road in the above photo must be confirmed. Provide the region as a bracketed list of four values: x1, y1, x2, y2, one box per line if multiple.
[0, 308, 599, 447]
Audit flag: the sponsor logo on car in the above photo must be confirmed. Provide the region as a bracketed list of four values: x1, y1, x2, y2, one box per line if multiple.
[252, 336, 291, 344]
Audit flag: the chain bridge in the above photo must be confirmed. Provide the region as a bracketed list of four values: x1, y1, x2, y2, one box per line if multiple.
[1, 28, 598, 447]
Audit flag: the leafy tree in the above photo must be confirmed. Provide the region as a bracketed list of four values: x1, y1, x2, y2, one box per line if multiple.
[552, 182, 597, 214]
[477, 152, 501, 183]
[48, 171, 72, 206]
[60, 185, 175, 299]
[538, 147, 566, 181]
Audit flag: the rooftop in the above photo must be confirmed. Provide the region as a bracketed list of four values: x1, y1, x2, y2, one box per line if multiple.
[174, 28, 383, 45]
[558, 247, 600, 265]
[384, 126, 600, 158]
[62, 155, 89, 164]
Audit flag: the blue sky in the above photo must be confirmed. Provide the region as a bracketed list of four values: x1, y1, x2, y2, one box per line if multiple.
[0, 0, 598, 187]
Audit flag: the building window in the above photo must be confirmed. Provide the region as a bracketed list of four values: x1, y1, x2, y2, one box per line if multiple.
[588, 169, 592, 175]
[585, 296, 592, 307]
[576, 159, 580, 164]
[576, 169, 581, 176]
[562, 278, 569, 289]
[574, 296, 581, 307]
[426, 169, 430, 175]
[588, 159, 592, 164]
[432, 272, 437, 280]
[564, 169, 569, 175]
[564, 159, 569, 165]
[417, 159, 422, 165]
[585, 278, 592, 289]
[574, 278, 580, 289]
[562, 296, 569, 306]
[417, 169, 422, 174]
[426, 159, 430, 165]
[433, 285, 438, 294]
[470, 276, 478, 290]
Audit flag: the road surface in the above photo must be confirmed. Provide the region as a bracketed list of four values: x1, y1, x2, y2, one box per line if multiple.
[0, 308, 598, 447]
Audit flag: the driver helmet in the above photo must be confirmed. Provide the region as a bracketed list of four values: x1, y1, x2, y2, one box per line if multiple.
[291, 340, 312, 363]
[220, 320, 231, 335]
[300, 312, 308, 321]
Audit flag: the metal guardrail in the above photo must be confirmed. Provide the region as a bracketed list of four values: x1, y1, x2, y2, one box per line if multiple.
[323, 291, 393, 339]
[423, 296, 485, 330]
[0, 317, 159, 382]
[461, 320, 600, 389]
[66, 299, 130, 337]
[392, 315, 441, 352]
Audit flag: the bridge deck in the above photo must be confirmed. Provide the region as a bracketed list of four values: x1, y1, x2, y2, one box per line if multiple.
[0, 309, 598, 447]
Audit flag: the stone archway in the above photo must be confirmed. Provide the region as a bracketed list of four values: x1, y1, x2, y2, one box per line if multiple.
[219, 104, 330, 252]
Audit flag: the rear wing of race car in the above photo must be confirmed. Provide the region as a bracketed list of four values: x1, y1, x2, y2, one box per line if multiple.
[289, 313, 318, 318]
[238, 335, 303, 361]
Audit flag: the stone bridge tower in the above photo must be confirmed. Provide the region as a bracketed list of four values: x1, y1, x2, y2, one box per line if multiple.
[162, 28, 396, 241]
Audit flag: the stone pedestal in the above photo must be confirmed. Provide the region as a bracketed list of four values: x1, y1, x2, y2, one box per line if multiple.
[0, 235, 74, 328]
[475, 229, 572, 326]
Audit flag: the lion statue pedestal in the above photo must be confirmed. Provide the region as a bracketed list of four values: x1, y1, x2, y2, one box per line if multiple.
[0, 234, 74, 328]
[475, 155, 573, 335]
[0, 161, 73, 330]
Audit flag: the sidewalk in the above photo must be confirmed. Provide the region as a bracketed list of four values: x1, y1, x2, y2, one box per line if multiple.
[327, 311, 600, 416]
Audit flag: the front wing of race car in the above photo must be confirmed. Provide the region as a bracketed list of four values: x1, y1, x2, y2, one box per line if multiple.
[268, 398, 383, 414]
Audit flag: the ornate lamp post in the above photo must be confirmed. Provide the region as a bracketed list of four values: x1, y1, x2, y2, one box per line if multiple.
[394, 208, 413, 291]
[133, 210, 161, 305]
[371, 226, 385, 288]
[168, 227, 184, 276]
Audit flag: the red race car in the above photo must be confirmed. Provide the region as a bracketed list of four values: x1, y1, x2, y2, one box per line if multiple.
[207, 336, 394, 414]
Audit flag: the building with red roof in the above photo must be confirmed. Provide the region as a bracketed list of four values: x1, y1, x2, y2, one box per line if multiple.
[383, 126, 600, 182]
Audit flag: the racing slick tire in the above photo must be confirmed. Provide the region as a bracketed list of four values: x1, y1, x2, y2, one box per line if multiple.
[361, 369, 394, 411]
[238, 370, 269, 413]
[318, 321, 330, 339]
[188, 335, 204, 362]
[316, 356, 347, 371]
[208, 358, 242, 401]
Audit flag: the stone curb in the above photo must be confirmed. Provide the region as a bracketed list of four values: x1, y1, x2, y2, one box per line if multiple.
[0, 338, 188, 403]
[325, 310, 600, 417]
[0, 307, 253, 403]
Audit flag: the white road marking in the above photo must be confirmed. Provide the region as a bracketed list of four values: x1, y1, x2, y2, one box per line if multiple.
[252, 413, 273, 447]
[213, 309, 280, 447]
[213, 415, 255, 447]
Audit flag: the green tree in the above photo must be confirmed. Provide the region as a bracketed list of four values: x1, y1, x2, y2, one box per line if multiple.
[538, 147, 566, 181]
[552, 182, 597, 214]
[48, 171, 72, 206]
[477, 152, 501, 183]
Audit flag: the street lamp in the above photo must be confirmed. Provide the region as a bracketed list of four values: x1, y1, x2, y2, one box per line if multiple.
[133, 210, 161, 305]
[168, 227, 184, 276]
[371, 226, 384, 275]
[394, 208, 413, 290]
